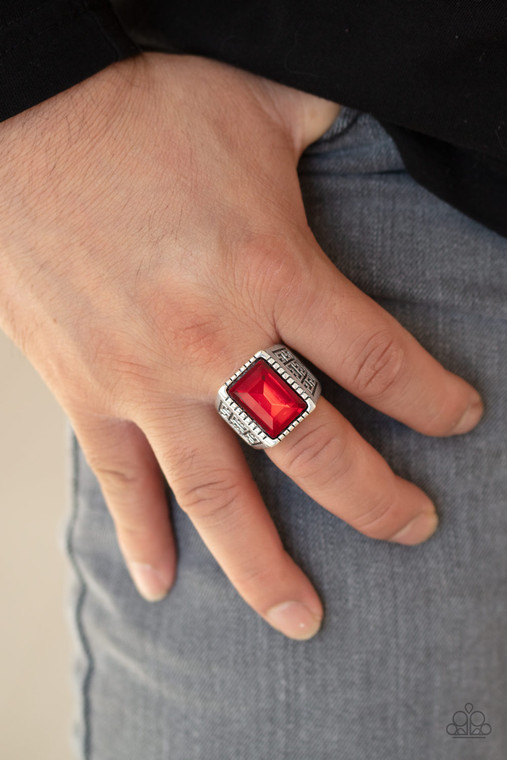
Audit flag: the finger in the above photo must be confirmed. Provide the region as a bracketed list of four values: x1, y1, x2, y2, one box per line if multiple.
[276, 240, 484, 436]
[141, 403, 324, 640]
[71, 414, 176, 602]
[268, 396, 438, 545]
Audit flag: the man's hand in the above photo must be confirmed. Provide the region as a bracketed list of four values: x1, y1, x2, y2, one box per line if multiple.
[0, 53, 483, 639]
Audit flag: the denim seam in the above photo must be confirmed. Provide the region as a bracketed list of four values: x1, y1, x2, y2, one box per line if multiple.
[65, 430, 95, 760]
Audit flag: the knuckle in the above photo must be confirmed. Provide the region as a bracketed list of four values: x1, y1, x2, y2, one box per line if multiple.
[172, 311, 229, 366]
[237, 235, 304, 322]
[115, 520, 153, 543]
[349, 329, 407, 399]
[91, 462, 154, 528]
[229, 555, 276, 589]
[135, 284, 234, 378]
[81, 330, 163, 412]
[228, 544, 289, 592]
[176, 468, 244, 528]
[285, 422, 351, 486]
[353, 493, 399, 539]
[92, 463, 141, 492]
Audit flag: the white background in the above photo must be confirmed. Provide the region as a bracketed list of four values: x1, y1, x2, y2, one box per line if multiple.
[0, 330, 74, 758]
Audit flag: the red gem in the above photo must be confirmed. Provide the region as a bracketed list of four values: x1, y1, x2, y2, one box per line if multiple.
[228, 359, 307, 438]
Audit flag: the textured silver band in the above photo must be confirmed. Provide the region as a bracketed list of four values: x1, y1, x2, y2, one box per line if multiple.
[215, 343, 322, 449]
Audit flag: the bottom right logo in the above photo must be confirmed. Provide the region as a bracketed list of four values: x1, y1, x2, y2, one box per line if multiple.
[446, 702, 492, 737]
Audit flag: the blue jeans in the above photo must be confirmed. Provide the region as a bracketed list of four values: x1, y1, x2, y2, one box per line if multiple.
[65, 106, 507, 759]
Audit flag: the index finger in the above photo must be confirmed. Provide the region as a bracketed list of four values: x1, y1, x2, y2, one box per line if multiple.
[276, 240, 483, 436]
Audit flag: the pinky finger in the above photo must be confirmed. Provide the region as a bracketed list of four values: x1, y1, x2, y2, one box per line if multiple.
[71, 414, 177, 601]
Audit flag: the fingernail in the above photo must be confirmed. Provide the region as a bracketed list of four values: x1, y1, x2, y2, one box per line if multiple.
[390, 511, 439, 545]
[450, 394, 484, 435]
[128, 562, 171, 602]
[265, 601, 322, 640]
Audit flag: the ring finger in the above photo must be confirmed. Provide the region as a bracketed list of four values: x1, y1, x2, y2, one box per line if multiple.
[267, 395, 438, 545]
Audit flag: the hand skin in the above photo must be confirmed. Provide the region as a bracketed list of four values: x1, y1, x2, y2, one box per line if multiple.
[0, 52, 484, 640]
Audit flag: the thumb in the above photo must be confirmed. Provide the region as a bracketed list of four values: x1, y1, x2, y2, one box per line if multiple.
[71, 414, 177, 601]
[296, 92, 342, 152]
[249, 73, 341, 157]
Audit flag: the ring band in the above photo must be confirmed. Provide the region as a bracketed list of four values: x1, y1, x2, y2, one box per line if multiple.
[215, 343, 321, 449]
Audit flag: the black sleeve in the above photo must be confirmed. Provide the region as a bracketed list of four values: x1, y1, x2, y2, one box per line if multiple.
[111, 0, 507, 240]
[0, 0, 139, 122]
[2, 1, 506, 239]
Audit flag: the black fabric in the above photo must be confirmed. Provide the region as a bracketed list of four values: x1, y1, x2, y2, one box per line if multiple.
[1, 1, 506, 240]
[0, 1, 138, 121]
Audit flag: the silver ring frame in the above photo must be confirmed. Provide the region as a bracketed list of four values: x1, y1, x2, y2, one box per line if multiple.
[215, 343, 322, 449]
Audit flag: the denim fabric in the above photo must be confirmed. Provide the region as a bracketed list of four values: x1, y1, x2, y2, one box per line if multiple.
[64, 106, 507, 759]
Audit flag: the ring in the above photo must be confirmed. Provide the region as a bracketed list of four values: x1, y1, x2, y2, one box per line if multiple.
[215, 343, 321, 449]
